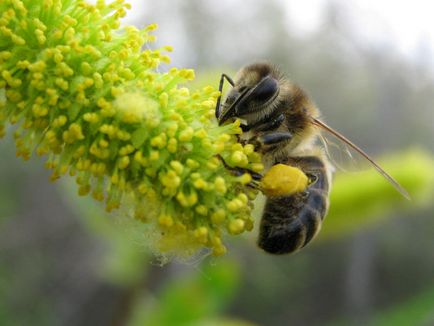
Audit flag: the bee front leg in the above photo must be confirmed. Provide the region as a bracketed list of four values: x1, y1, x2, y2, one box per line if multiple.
[242, 113, 285, 132]
[216, 155, 262, 189]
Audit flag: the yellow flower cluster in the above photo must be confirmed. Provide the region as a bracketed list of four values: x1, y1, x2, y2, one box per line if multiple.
[0, 0, 263, 257]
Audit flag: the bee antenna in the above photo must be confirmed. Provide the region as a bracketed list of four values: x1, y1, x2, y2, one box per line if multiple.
[215, 74, 234, 119]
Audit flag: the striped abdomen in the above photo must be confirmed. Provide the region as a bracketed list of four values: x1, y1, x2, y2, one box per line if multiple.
[258, 156, 330, 254]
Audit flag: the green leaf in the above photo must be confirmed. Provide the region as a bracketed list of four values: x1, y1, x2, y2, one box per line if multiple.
[320, 148, 434, 240]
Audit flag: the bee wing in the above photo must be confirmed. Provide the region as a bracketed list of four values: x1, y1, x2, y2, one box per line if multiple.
[312, 118, 410, 200]
[318, 132, 360, 173]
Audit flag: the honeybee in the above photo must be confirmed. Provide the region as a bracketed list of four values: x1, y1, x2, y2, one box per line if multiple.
[216, 62, 409, 255]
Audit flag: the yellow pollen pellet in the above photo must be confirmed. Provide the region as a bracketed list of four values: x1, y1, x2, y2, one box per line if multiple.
[261, 164, 308, 196]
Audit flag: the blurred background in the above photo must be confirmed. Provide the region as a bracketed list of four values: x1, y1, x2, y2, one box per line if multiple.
[1, 0, 434, 325]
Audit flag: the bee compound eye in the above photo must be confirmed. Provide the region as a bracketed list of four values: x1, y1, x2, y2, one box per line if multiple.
[252, 77, 278, 102]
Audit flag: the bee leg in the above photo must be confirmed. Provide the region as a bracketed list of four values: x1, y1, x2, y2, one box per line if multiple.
[260, 132, 293, 145]
[244, 113, 285, 132]
[251, 132, 293, 151]
[257, 114, 285, 131]
[215, 154, 262, 189]
[216, 155, 262, 180]
[215, 73, 235, 119]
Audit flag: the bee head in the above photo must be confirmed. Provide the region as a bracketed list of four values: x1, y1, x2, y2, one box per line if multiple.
[218, 63, 280, 125]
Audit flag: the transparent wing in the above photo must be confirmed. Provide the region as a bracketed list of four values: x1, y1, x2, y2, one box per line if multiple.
[312, 118, 410, 200]
[318, 132, 366, 173]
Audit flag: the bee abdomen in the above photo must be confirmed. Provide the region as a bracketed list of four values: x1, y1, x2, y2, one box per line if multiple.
[258, 157, 330, 254]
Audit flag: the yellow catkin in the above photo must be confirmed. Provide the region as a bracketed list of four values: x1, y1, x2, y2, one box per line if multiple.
[0, 0, 266, 259]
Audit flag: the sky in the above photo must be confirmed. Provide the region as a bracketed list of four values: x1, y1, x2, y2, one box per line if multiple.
[122, 0, 434, 65]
